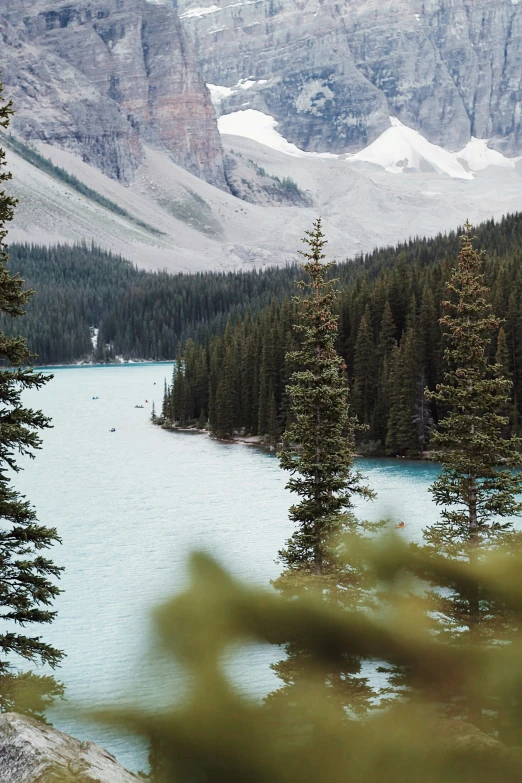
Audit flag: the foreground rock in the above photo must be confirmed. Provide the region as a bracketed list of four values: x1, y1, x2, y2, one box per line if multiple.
[0, 712, 139, 783]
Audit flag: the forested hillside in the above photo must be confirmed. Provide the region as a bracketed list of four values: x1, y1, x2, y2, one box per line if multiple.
[2, 244, 298, 364]
[161, 213, 522, 456]
[6, 214, 522, 367]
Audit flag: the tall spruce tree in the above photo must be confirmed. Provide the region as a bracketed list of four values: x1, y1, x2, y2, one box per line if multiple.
[372, 301, 396, 447]
[272, 220, 379, 717]
[418, 226, 522, 734]
[426, 223, 522, 547]
[0, 76, 64, 717]
[278, 219, 374, 577]
[353, 305, 375, 428]
[214, 324, 239, 439]
[385, 329, 420, 456]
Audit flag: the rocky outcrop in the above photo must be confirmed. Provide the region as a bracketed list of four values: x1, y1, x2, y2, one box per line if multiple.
[178, 0, 522, 156]
[223, 151, 313, 206]
[0, 0, 227, 188]
[0, 712, 139, 783]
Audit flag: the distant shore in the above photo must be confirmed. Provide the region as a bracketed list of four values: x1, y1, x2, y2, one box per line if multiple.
[158, 424, 434, 460]
[34, 359, 175, 370]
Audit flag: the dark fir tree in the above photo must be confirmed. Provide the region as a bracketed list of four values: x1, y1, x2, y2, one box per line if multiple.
[277, 219, 374, 577]
[0, 76, 64, 717]
[213, 322, 240, 439]
[385, 329, 420, 456]
[495, 326, 514, 437]
[426, 223, 522, 547]
[352, 305, 375, 427]
[371, 301, 396, 447]
[417, 226, 522, 735]
[272, 221, 379, 718]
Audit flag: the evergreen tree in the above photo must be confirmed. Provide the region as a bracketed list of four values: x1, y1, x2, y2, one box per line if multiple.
[214, 328, 239, 439]
[278, 219, 373, 577]
[273, 220, 379, 718]
[0, 76, 64, 717]
[267, 388, 279, 446]
[352, 305, 375, 428]
[418, 283, 440, 391]
[415, 227, 522, 734]
[377, 300, 396, 361]
[172, 354, 185, 424]
[257, 318, 277, 437]
[385, 329, 420, 456]
[372, 301, 396, 446]
[495, 326, 514, 435]
[426, 223, 522, 547]
[240, 318, 256, 433]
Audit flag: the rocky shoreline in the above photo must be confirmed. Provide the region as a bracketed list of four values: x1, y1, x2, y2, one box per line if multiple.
[0, 713, 139, 783]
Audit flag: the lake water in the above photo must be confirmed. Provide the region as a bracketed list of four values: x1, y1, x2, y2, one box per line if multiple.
[13, 363, 442, 772]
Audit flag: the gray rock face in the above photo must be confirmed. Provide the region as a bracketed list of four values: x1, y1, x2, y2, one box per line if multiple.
[0, 712, 139, 782]
[178, 0, 522, 155]
[1, 0, 227, 187]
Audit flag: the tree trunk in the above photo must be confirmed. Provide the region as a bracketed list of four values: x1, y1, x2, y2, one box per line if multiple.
[468, 474, 481, 728]
[315, 341, 322, 576]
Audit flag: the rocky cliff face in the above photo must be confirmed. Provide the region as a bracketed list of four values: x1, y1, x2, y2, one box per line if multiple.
[178, 0, 522, 156]
[0, 0, 227, 188]
[0, 712, 139, 782]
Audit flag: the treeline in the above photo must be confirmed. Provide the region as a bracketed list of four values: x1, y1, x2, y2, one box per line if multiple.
[160, 212, 522, 456]
[1, 243, 298, 364]
[4, 212, 522, 368]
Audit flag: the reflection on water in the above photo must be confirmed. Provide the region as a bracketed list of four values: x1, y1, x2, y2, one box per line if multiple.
[15, 364, 442, 771]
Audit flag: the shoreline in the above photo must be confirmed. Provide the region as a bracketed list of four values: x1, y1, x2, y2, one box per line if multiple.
[34, 359, 174, 370]
[158, 424, 434, 460]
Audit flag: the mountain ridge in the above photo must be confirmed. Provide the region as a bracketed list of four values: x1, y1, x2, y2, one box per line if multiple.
[178, 0, 522, 156]
[0, 0, 227, 187]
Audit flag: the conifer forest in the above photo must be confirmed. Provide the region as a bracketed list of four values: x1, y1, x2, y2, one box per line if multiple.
[156, 212, 522, 455]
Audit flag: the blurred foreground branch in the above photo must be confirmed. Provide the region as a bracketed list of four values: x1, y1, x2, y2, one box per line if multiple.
[89, 537, 522, 783]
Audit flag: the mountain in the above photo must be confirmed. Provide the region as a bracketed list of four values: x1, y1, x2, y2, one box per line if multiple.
[0, 0, 226, 188]
[1, 0, 521, 272]
[178, 0, 522, 156]
[4, 112, 522, 271]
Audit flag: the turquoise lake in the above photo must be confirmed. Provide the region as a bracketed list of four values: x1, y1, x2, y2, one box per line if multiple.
[14, 363, 443, 772]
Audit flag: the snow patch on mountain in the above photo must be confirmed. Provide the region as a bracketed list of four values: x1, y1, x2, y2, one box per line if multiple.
[181, 4, 220, 17]
[219, 111, 520, 178]
[218, 109, 337, 158]
[457, 138, 519, 171]
[181, 0, 266, 18]
[207, 80, 268, 109]
[208, 84, 235, 106]
[349, 118, 519, 178]
[350, 118, 474, 179]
